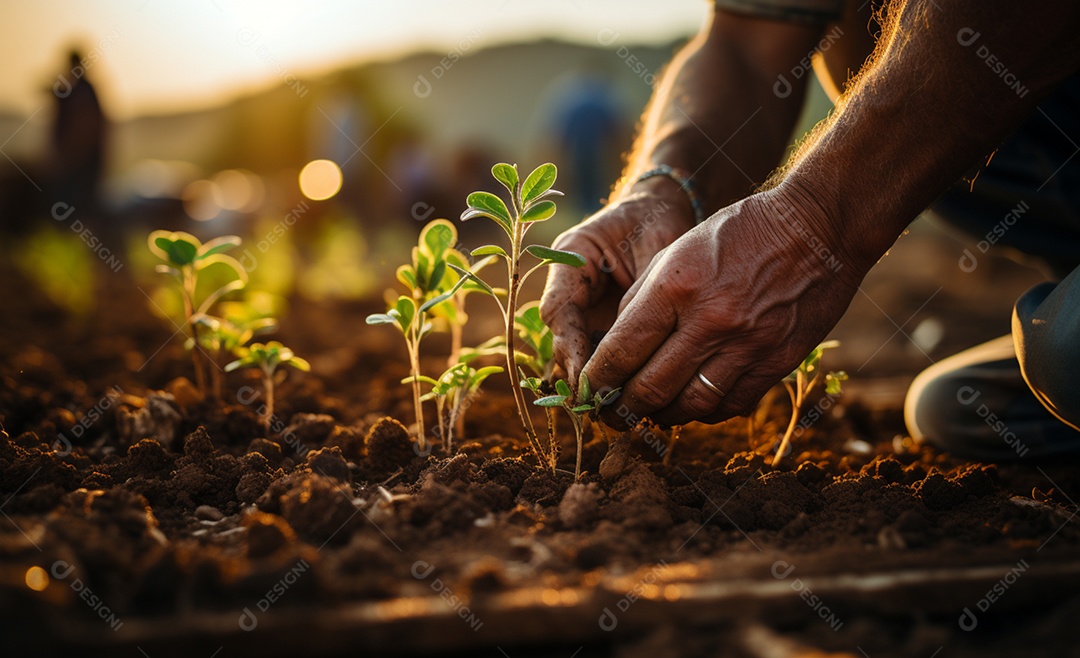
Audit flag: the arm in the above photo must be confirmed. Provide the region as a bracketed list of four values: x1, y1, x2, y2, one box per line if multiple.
[541, 9, 830, 378]
[781, 0, 1080, 274]
[585, 0, 1080, 427]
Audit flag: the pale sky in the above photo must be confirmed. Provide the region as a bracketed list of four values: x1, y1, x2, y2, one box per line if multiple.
[0, 0, 707, 119]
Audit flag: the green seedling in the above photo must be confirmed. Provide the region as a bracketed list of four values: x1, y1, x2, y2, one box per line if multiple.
[772, 340, 848, 467]
[149, 230, 247, 393]
[409, 362, 503, 452]
[225, 341, 310, 433]
[459, 163, 586, 471]
[395, 219, 496, 366]
[193, 302, 278, 398]
[527, 373, 620, 481]
[368, 224, 472, 449]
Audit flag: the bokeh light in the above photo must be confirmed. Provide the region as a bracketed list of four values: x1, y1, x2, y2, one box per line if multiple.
[182, 179, 222, 221]
[24, 566, 48, 591]
[213, 169, 265, 213]
[298, 159, 343, 201]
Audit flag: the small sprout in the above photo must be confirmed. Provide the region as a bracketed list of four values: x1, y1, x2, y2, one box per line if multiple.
[368, 224, 472, 450]
[225, 341, 310, 433]
[148, 230, 247, 393]
[772, 340, 847, 467]
[409, 362, 503, 452]
[514, 302, 555, 379]
[192, 301, 278, 399]
[460, 163, 586, 474]
[531, 373, 620, 481]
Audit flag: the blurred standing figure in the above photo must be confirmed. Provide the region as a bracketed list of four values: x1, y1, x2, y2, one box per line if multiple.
[551, 69, 623, 214]
[51, 49, 108, 217]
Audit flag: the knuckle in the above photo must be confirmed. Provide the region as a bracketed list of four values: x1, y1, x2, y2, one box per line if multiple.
[627, 377, 671, 412]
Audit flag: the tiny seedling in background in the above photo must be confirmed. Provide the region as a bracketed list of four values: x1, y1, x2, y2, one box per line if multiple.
[193, 301, 278, 399]
[367, 233, 471, 449]
[149, 231, 247, 393]
[395, 219, 496, 366]
[529, 373, 620, 481]
[772, 340, 848, 467]
[459, 163, 586, 471]
[225, 341, 310, 433]
[409, 362, 503, 452]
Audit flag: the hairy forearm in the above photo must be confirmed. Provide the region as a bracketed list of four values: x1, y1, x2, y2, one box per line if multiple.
[776, 0, 1080, 272]
[617, 13, 823, 212]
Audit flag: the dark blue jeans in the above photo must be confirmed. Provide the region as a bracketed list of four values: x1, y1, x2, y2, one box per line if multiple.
[905, 75, 1080, 460]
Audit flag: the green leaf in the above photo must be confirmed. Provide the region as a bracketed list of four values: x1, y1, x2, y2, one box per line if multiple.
[524, 245, 587, 267]
[196, 235, 241, 260]
[555, 379, 572, 398]
[520, 200, 556, 223]
[825, 371, 848, 395]
[533, 395, 567, 407]
[463, 192, 512, 231]
[429, 259, 447, 291]
[491, 163, 518, 194]
[577, 372, 592, 405]
[471, 245, 508, 259]
[418, 272, 469, 314]
[156, 236, 198, 266]
[570, 404, 594, 414]
[421, 219, 457, 258]
[521, 163, 557, 205]
[286, 356, 311, 372]
[396, 264, 418, 290]
[194, 253, 249, 283]
[403, 375, 441, 387]
[393, 296, 417, 332]
[600, 389, 622, 406]
[366, 313, 397, 325]
[447, 263, 496, 298]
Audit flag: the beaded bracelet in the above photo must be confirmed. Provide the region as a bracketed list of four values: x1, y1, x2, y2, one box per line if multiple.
[635, 164, 706, 224]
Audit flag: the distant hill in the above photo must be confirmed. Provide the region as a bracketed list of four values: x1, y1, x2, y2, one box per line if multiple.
[0, 38, 683, 177]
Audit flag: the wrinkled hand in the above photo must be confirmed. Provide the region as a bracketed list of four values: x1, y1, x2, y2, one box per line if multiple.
[539, 178, 697, 380]
[582, 188, 864, 428]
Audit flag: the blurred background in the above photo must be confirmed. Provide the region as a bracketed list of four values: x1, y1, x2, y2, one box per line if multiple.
[0, 0, 724, 307]
[0, 0, 1045, 407]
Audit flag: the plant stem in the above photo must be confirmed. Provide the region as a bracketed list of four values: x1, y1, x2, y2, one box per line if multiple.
[453, 396, 466, 441]
[505, 222, 546, 470]
[436, 397, 447, 452]
[182, 270, 207, 393]
[545, 407, 559, 473]
[407, 332, 427, 452]
[261, 368, 274, 435]
[570, 414, 584, 481]
[773, 374, 804, 467]
[448, 318, 462, 368]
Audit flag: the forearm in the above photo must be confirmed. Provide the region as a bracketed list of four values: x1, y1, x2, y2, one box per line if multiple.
[775, 0, 1080, 272]
[617, 12, 824, 212]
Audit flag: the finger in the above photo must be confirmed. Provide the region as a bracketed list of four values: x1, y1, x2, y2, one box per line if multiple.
[609, 323, 721, 424]
[540, 237, 607, 380]
[582, 283, 675, 411]
[649, 352, 745, 426]
[616, 245, 665, 316]
[694, 370, 777, 425]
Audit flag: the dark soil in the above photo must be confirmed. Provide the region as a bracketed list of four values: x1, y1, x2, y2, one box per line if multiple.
[2, 264, 1080, 658]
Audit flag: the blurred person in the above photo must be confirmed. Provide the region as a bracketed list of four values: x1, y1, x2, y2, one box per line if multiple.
[540, 0, 1080, 460]
[548, 64, 626, 213]
[50, 49, 108, 218]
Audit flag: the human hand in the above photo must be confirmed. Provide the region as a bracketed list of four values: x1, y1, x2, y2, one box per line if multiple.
[582, 186, 865, 428]
[539, 177, 697, 380]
